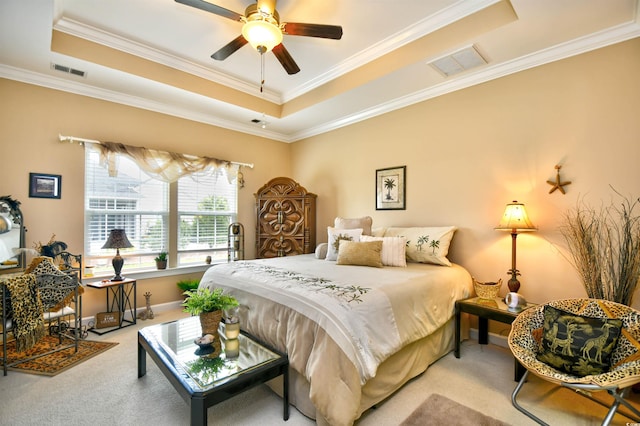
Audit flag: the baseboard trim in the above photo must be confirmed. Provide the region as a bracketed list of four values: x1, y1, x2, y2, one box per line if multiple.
[469, 328, 509, 349]
[80, 300, 183, 327]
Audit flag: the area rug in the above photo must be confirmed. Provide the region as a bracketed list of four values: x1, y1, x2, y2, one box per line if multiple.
[3, 335, 118, 376]
[400, 393, 511, 426]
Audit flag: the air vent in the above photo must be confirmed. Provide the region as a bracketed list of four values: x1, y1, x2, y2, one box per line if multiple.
[51, 63, 87, 78]
[429, 45, 487, 78]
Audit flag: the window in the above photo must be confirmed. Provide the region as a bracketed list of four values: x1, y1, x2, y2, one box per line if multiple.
[84, 145, 237, 275]
[177, 171, 237, 266]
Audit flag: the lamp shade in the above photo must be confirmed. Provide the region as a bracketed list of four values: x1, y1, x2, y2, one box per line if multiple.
[101, 229, 133, 249]
[495, 201, 537, 232]
[102, 229, 133, 281]
[242, 18, 283, 53]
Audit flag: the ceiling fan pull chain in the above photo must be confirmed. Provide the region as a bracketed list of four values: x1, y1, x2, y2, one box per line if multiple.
[260, 52, 265, 93]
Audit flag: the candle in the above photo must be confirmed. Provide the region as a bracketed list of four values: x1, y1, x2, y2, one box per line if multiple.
[224, 338, 240, 358]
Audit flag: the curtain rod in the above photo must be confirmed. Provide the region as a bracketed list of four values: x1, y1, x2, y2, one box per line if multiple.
[58, 134, 254, 169]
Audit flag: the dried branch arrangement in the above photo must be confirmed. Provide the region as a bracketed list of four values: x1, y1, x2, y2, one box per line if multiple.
[560, 190, 640, 305]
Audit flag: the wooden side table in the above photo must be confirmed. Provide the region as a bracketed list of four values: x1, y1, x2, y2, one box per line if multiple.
[455, 296, 534, 381]
[87, 278, 136, 335]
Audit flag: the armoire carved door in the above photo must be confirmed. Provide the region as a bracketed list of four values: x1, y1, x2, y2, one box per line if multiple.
[255, 177, 316, 258]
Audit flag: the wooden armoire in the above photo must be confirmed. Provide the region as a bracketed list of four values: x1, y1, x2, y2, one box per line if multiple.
[255, 177, 317, 258]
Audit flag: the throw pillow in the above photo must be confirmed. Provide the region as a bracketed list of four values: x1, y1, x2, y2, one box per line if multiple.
[536, 305, 623, 376]
[360, 235, 407, 267]
[336, 240, 383, 268]
[325, 227, 363, 261]
[315, 243, 328, 259]
[383, 226, 456, 266]
[334, 216, 373, 236]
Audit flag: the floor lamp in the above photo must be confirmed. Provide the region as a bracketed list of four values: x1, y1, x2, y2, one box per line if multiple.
[495, 201, 537, 293]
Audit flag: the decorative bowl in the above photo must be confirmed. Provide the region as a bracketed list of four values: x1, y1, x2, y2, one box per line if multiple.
[473, 277, 502, 300]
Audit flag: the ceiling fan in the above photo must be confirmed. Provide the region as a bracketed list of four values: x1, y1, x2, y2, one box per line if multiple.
[175, 0, 343, 75]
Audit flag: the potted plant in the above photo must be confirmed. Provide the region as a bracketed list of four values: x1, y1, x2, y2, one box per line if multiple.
[155, 251, 168, 269]
[559, 190, 640, 305]
[177, 278, 200, 294]
[182, 287, 239, 337]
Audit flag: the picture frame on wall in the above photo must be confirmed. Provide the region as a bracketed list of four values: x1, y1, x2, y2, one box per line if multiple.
[29, 173, 62, 199]
[376, 166, 405, 210]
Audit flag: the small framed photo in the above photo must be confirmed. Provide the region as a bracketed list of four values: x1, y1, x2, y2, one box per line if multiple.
[376, 166, 406, 210]
[29, 173, 62, 199]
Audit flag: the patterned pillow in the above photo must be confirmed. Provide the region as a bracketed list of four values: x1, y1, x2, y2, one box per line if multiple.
[24, 256, 79, 311]
[536, 305, 623, 376]
[325, 227, 363, 261]
[360, 235, 407, 267]
[336, 240, 383, 268]
[383, 226, 456, 266]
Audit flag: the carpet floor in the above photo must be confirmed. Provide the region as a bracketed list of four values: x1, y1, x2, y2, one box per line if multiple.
[2, 307, 640, 425]
[3, 335, 118, 376]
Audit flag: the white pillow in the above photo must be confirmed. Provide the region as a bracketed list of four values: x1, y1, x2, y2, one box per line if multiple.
[315, 243, 328, 259]
[371, 227, 387, 237]
[334, 216, 373, 236]
[383, 226, 457, 266]
[360, 235, 407, 267]
[326, 227, 363, 261]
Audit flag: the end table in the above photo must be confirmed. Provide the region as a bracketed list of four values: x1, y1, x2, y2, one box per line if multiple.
[455, 296, 535, 381]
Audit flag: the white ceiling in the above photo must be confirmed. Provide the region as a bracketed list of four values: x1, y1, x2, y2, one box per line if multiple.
[1, 0, 639, 142]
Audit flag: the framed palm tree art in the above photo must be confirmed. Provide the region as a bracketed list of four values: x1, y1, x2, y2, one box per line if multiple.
[376, 166, 406, 210]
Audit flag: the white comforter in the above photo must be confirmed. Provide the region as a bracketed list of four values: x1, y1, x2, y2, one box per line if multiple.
[200, 254, 472, 425]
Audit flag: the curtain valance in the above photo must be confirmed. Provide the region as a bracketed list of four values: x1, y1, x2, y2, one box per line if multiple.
[93, 141, 240, 183]
[60, 134, 253, 183]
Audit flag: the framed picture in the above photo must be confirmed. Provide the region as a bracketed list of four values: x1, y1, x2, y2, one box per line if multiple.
[376, 166, 406, 210]
[29, 173, 62, 199]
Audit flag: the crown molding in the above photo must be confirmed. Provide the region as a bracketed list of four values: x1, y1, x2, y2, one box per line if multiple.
[281, 0, 500, 102]
[0, 64, 287, 142]
[289, 20, 640, 141]
[3, 16, 638, 144]
[53, 17, 283, 104]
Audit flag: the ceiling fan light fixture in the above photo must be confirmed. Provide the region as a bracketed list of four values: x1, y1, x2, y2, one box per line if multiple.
[242, 17, 283, 53]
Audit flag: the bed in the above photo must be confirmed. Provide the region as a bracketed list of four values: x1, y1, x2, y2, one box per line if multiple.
[199, 238, 472, 425]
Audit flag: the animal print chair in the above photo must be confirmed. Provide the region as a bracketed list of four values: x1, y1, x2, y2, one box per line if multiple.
[508, 298, 640, 426]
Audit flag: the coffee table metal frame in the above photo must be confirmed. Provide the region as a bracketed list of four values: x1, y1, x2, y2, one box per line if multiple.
[138, 318, 289, 426]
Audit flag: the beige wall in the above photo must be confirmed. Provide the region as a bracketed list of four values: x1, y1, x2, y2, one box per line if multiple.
[1, 38, 639, 329]
[290, 37, 640, 330]
[0, 79, 290, 316]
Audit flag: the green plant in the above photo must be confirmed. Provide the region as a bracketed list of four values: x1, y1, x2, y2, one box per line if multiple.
[155, 251, 168, 262]
[182, 287, 238, 315]
[177, 278, 200, 293]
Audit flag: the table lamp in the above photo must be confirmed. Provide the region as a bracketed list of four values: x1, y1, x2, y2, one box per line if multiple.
[102, 229, 133, 281]
[495, 201, 537, 293]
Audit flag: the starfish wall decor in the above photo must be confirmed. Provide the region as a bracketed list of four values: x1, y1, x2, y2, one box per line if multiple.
[547, 165, 571, 194]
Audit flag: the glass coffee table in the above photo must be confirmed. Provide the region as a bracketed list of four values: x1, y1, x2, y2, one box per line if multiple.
[138, 316, 289, 426]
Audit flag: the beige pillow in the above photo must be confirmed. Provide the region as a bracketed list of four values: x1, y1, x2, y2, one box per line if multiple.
[336, 240, 383, 268]
[334, 216, 373, 236]
[383, 226, 457, 266]
[360, 235, 407, 267]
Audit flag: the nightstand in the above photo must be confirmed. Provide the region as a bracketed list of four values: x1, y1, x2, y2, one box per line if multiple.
[455, 296, 535, 381]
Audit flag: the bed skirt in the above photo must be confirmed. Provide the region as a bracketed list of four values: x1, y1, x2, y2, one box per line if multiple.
[266, 318, 456, 425]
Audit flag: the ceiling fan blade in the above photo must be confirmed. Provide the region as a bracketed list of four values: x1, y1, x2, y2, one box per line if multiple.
[272, 44, 300, 75]
[282, 23, 343, 40]
[175, 0, 243, 22]
[212, 35, 248, 61]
